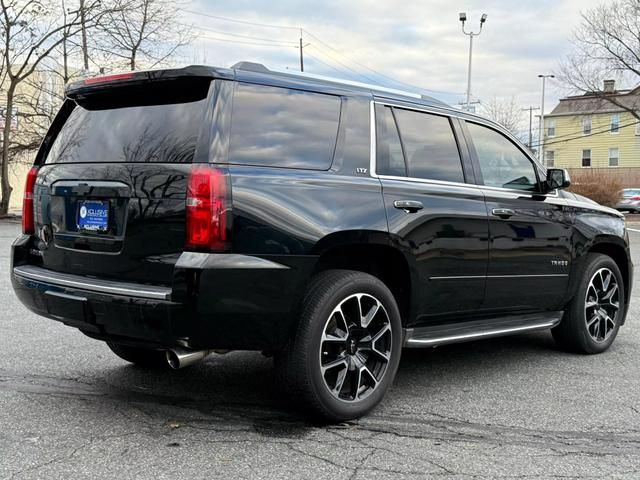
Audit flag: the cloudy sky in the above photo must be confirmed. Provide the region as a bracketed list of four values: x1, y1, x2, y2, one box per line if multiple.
[180, 0, 609, 135]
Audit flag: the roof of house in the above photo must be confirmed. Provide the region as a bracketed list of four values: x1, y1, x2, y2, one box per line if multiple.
[547, 86, 640, 117]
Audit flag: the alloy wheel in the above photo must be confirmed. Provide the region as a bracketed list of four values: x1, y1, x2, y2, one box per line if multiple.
[318, 293, 392, 402]
[584, 267, 620, 343]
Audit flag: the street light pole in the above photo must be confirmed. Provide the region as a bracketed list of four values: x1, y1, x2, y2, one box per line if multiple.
[460, 12, 487, 111]
[538, 74, 554, 166]
[522, 106, 540, 149]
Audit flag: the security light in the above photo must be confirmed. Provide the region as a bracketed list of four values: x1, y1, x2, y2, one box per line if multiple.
[459, 12, 467, 22]
[480, 13, 488, 24]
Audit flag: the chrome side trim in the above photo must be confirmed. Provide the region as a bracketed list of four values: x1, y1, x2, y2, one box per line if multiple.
[370, 100, 376, 179]
[175, 252, 290, 270]
[13, 265, 172, 301]
[429, 274, 569, 280]
[405, 321, 557, 346]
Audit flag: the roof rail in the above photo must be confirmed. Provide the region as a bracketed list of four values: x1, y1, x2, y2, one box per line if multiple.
[271, 68, 425, 100]
[230, 60, 445, 105]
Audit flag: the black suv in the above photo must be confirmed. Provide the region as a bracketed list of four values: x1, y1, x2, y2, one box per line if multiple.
[12, 63, 632, 421]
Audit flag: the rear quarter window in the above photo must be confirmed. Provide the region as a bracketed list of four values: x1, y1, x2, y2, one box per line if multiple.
[228, 83, 341, 170]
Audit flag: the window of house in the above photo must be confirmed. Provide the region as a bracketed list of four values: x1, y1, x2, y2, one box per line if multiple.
[582, 149, 592, 167]
[635, 122, 640, 136]
[611, 114, 620, 134]
[546, 150, 555, 167]
[547, 119, 556, 137]
[467, 122, 538, 191]
[583, 116, 592, 135]
[609, 147, 619, 167]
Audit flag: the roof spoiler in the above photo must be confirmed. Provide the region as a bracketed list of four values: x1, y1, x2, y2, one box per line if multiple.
[65, 65, 221, 98]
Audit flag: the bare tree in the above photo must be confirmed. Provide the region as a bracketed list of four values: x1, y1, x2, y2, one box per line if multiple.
[0, 0, 104, 214]
[558, 0, 640, 119]
[93, 0, 193, 71]
[481, 96, 524, 137]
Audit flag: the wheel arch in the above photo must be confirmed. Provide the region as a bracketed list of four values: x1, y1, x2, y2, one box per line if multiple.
[309, 231, 413, 326]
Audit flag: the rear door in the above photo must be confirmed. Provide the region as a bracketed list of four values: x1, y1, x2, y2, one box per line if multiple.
[32, 76, 214, 285]
[374, 102, 489, 326]
[463, 120, 571, 312]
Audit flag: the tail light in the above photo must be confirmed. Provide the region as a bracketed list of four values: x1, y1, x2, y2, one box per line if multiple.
[185, 166, 229, 251]
[631, 196, 640, 201]
[22, 166, 39, 234]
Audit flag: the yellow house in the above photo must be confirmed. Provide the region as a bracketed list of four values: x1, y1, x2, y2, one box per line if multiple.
[544, 80, 640, 172]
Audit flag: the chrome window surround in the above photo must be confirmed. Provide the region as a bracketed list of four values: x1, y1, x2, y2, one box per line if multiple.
[369, 100, 559, 199]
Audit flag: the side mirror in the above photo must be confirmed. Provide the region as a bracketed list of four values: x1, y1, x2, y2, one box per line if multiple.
[545, 168, 571, 192]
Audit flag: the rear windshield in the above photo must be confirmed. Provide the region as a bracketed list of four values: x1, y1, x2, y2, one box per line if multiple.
[623, 189, 640, 197]
[46, 81, 209, 164]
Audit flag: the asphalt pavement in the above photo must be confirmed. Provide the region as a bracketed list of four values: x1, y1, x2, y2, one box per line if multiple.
[1, 220, 639, 479]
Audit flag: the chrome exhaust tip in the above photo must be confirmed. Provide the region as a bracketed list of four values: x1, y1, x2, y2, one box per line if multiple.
[165, 348, 212, 369]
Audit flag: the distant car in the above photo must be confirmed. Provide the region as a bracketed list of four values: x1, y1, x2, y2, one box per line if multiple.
[616, 188, 640, 212]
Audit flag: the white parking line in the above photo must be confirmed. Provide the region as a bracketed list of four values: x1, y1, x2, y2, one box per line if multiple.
[627, 227, 640, 233]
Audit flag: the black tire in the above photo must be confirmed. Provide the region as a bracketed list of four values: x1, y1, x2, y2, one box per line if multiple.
[106, 342, 170, 369]
[276, 270, 403, 422]
[552, 253, 624, 354]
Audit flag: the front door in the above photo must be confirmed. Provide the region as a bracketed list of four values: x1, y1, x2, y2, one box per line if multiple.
[464, 120, 571, 312]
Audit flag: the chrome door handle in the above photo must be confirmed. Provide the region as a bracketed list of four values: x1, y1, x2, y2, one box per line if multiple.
[394, 200, 424, 213]
[492, 208, 515, 219]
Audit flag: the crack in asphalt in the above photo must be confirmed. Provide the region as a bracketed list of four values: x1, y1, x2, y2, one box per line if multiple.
[2, 370, 640, 480]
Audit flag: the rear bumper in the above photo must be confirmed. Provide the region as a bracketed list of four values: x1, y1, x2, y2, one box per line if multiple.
[11, 237, 315, 350]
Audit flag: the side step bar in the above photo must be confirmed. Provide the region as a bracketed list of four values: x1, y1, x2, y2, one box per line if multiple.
[404, 312, 563, 347]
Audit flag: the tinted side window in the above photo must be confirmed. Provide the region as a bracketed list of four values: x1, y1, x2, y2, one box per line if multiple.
[467, 122, 538, 191]
[228, 83, 341, 170]
[375, 104, 406, 176]
[392, 108, 464, 183]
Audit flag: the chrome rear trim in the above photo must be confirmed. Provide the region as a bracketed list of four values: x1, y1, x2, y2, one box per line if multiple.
[13, 265, 172, 301]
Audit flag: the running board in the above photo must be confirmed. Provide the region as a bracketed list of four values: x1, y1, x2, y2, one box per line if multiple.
[404, 312, 563, 347]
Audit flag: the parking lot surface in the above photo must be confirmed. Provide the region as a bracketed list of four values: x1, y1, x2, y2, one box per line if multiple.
[1, 220, 639, 479]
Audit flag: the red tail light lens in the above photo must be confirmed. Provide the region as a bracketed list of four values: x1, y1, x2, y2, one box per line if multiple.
[185, 166, 229, 251]
[84, 72, 135, 85]
[631, 196, 640, 201]
[22, 166, 39, 235]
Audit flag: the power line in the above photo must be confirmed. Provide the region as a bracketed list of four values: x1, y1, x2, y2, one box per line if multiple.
[303, 51, 365, 81]
[197, 34, 298, 48]
[303, 29, 462, 96]
[531, 119, 640, 149]
[305, 45, 379, 84]
[180, 7, 462, 97]
[186, 23, 298, 45]
[180, 9, 299, 31]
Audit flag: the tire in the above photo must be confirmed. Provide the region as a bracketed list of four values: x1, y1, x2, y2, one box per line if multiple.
[552, 253, 624, 354]
[276, 270, 403, 422]
[106, 342, 170, 369]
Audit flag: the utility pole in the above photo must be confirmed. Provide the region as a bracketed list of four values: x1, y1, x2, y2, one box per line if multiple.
[458, 100, 481, 114]
[538, 74, 554, 166]
[459, 12, 487, 111]
[521, 106, 540, 149]
[80, 0, 89, 71]
[299, 29, 304, 72]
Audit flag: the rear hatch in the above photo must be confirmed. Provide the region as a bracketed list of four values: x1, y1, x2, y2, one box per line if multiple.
[30, 73, 214, 285]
